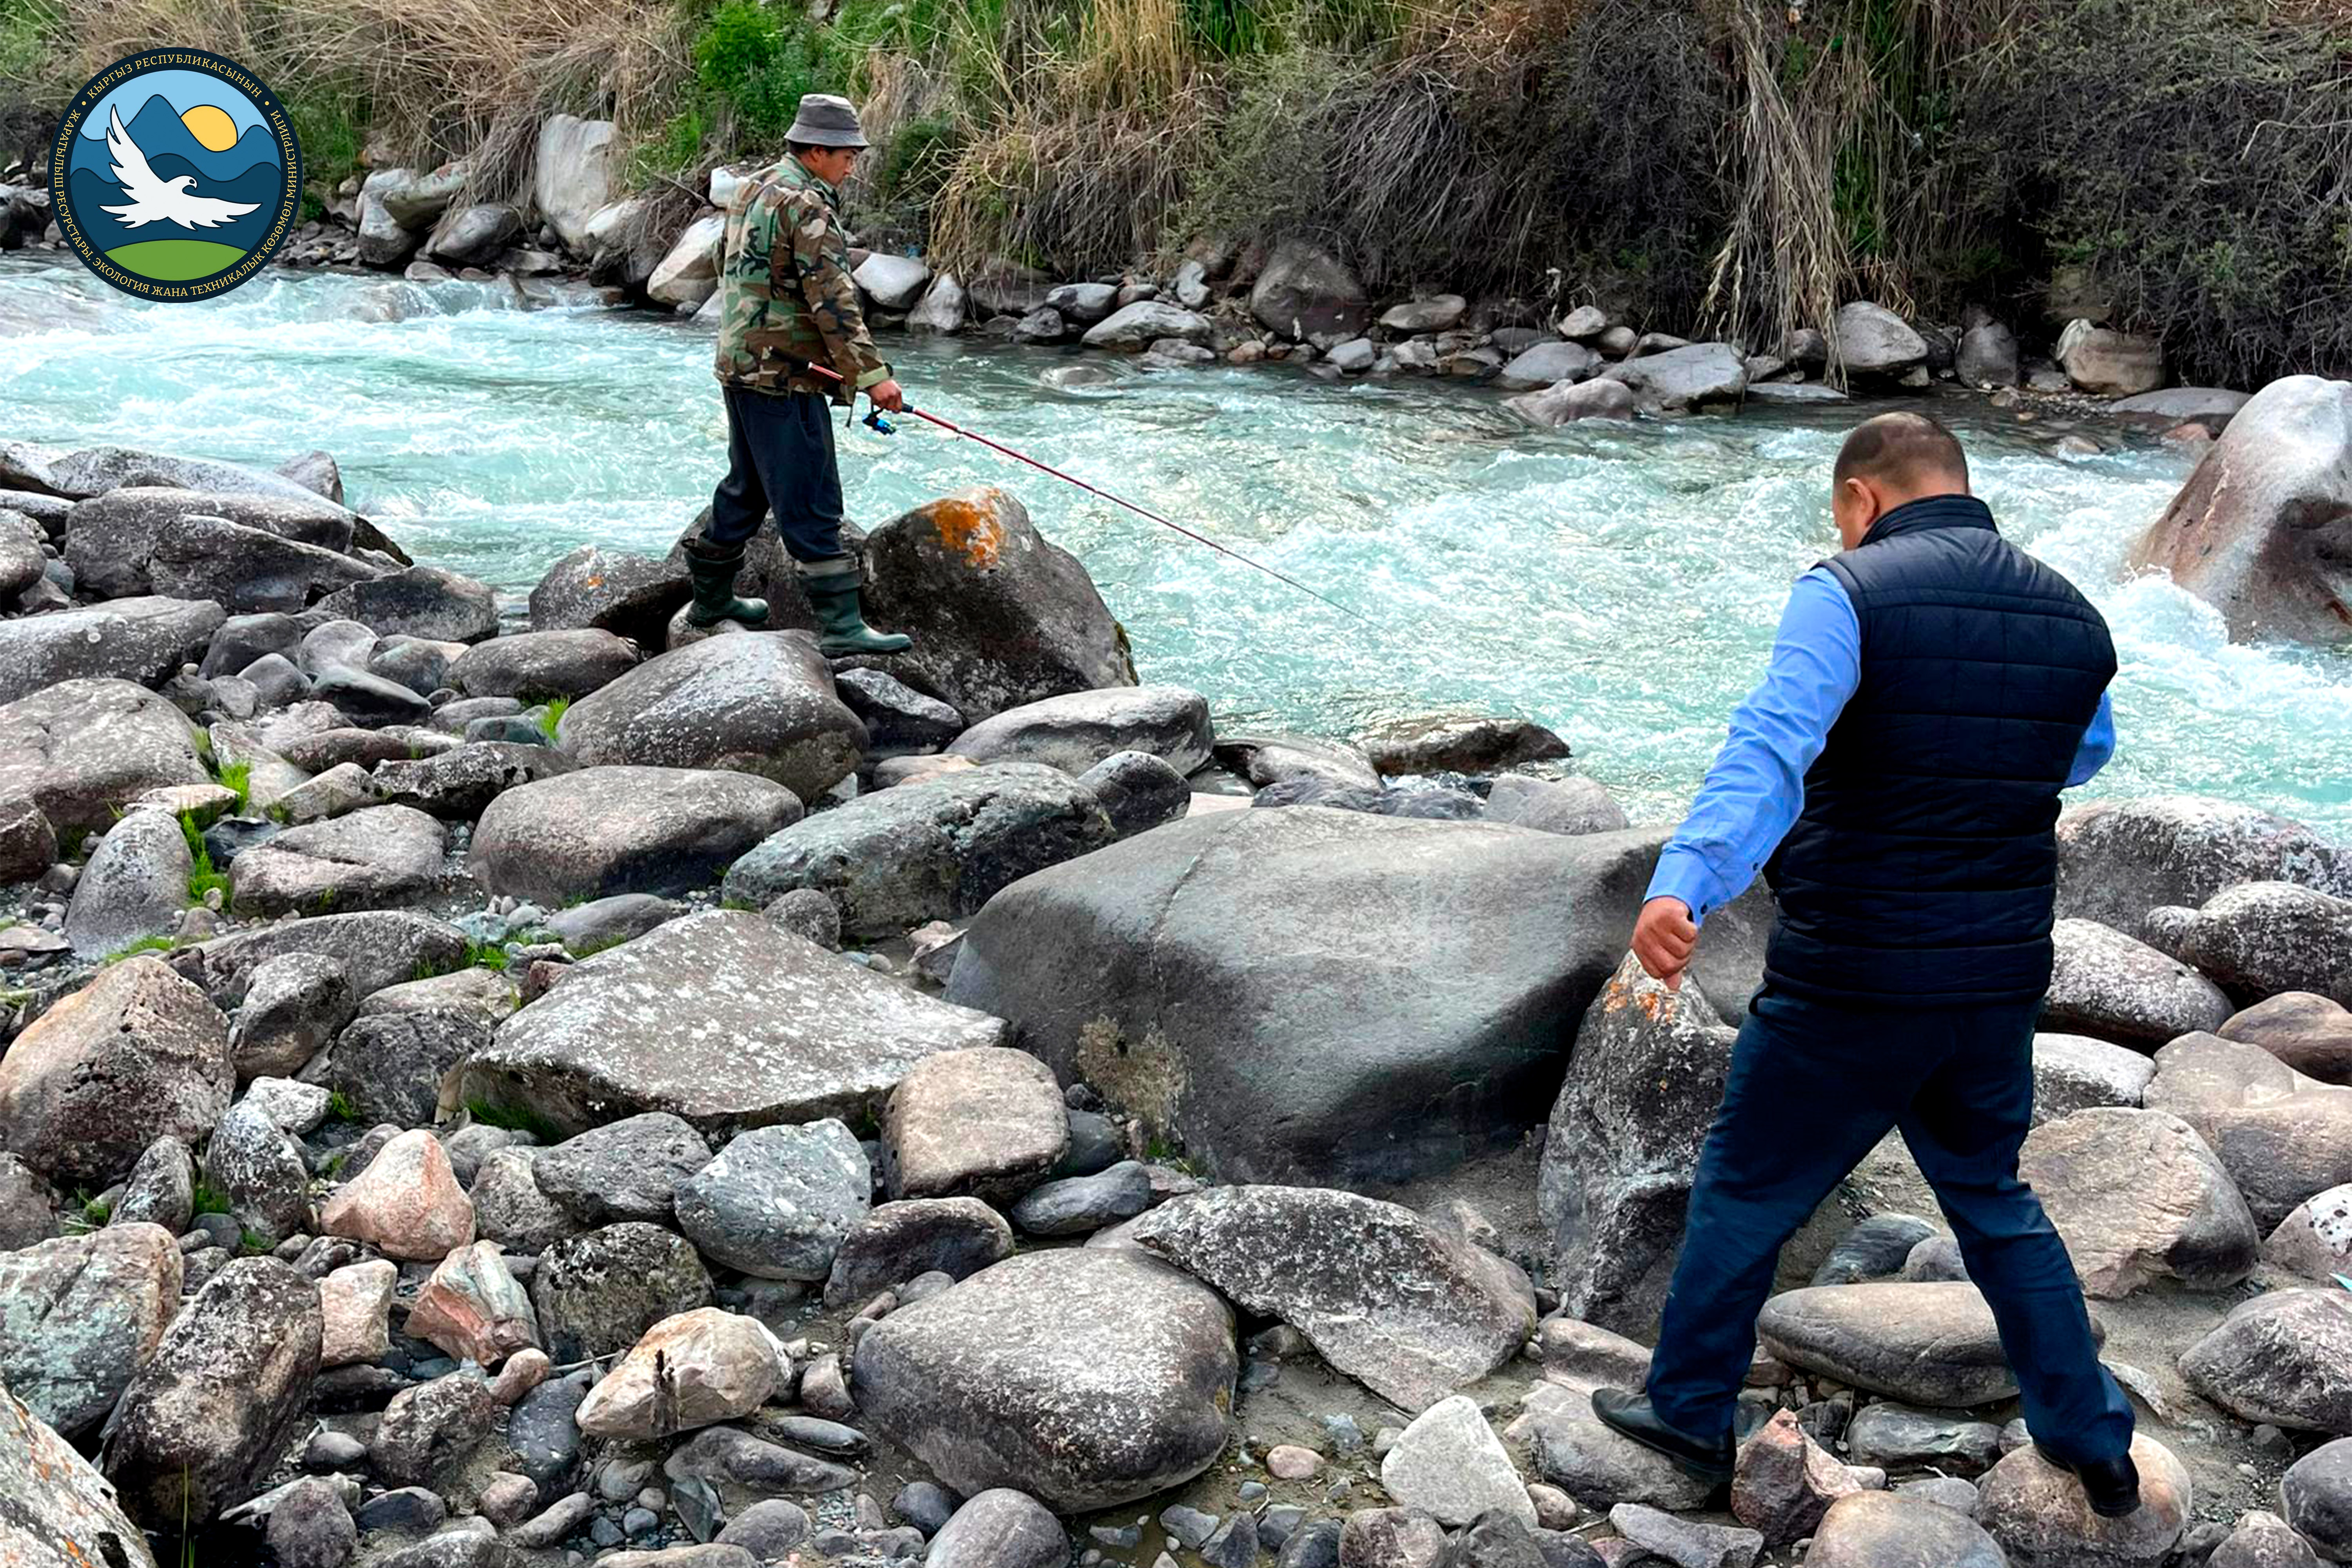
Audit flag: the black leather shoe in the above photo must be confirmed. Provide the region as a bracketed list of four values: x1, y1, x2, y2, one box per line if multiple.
[2036, 1444, 2142, 1518]
[1591, 1388, 1736, 1482]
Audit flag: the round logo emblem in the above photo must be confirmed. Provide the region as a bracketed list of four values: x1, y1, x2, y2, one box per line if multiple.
[50, 49, 303, 301]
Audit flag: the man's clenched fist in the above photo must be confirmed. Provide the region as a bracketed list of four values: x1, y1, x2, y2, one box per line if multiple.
[1632, 895, 1699, 991]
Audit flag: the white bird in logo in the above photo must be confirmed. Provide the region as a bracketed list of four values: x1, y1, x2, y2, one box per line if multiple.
[97, 105, 260, 229]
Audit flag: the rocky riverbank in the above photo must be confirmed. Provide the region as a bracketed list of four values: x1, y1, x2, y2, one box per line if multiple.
[0, 117, 2271, 452]
[1, 367, 2350, 1568]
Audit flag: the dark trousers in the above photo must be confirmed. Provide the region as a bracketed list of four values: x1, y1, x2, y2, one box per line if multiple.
[709, 386, 849, 563]
[1643, 984, 2135, 1467]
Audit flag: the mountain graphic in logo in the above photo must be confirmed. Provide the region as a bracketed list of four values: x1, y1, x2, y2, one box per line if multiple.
[51, 51, 303, 300]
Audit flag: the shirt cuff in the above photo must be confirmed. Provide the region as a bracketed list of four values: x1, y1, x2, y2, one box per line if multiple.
[1646, 844, 1731, 926]
[853, 363, 892, 391]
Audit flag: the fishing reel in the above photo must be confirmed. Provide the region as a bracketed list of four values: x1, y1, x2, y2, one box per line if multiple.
[860, 408, 897, 436]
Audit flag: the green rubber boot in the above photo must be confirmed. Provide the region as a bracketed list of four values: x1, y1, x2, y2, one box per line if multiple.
[683, 538, 769, 628]
[804, 575, 912, 656]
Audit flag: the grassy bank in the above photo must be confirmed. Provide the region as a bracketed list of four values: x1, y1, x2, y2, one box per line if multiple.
[5, 0, 2348, 385]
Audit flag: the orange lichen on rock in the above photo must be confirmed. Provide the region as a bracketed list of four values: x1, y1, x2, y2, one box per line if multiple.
[923, 491, 1007, 570]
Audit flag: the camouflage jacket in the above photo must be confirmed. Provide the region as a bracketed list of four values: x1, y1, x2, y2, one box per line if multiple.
[712, 155, 890, 400]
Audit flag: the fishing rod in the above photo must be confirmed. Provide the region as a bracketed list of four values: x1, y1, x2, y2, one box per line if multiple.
[784, 355, 1374, 628]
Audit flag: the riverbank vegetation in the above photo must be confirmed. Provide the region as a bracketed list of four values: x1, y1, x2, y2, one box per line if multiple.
[5, 0, 2348, 384]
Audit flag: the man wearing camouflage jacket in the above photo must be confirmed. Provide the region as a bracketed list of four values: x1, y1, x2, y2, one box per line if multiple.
[691, 93, 912, 656]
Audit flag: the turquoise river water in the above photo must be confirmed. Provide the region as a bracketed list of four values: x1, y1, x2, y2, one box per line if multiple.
[3, 257, 2346, 830]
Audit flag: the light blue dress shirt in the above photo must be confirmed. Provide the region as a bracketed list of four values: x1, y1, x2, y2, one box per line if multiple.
[1648, 565, 2117, 925]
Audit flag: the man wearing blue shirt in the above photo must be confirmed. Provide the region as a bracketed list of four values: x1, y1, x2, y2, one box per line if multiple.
[1593, 412, 2142, 1519]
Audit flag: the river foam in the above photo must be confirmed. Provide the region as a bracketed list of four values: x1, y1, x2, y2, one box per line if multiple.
[4, 256, 2345, 829]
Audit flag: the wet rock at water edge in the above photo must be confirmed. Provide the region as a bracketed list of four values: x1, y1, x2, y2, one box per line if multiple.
[1127, 1183, 1535, 1413]
[461, 910, 1009, 1138]
[853, 1248, 1236, 1510]
[100, 1257, 322, 1528]
[675, 1118, 871, 1281]
[2053, 795, 2352, 937]
[946, 684, 1214, 775]
[531, 1221, 714, 1362]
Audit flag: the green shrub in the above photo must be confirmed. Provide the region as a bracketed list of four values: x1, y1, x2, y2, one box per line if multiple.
[464, 1096, 563, 1141]
[191, 1181, 230, 1217]
[211, 759, 253, 814]
[325, 1089, 358, 1123]
[537, 697, 570, 743]
[104, 935, 179, 963]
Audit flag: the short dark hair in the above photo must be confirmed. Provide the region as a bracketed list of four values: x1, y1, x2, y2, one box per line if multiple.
[1833, 412, 1969, 495]
[787, 140, 825, 158]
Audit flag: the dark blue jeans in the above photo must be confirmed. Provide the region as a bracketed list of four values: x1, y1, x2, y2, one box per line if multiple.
[1643, 984, 2134, 1467]
[709, 386, 849, 563]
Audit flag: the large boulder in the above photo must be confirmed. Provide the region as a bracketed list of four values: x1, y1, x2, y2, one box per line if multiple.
[946, 685, 1213, 775]
[2032, 1031, 2157, 1123]
[228, 804, 446, 916]
[64, 806, 192, 958]
[0, 1224, 182, 1439]
[2282, 1439, 2352, 1557]
[2169, 882, 2352, 1008]
[533, 114, 615, 253]
[461, 910, 1008, 1138]
[1539, 955, 1740, 1332]
[2043, 917, 2233, 1048]
[2054, 795, 2352, 936]
[0, 957, 231, 1187]
[2144, 1031, 2352, 1229]
[1081, 300, 1212, 349]
[1601, 344, 1748, 410]
[147, 513, 381, 613]
[1127, 1184, 1535, 1412]
[556, 631, 866, 800]
[1757, 1282, 2096, 1406]
[2128, 376, 2352, 645]
[167, 909, 468, 1007]
[851, 1248, 1236, 1511]
[0, 679, 210, 833]
[0, 596, 224, 704]
[35, 444, 335, 506]
[854, 252, 932, 309]
[720, 763, 1114, 944]
[100, 1258, 321, 1528]
[2016, 1107, 2258, 1296]
[1976, 1433, 2188, 1567]
[1494, 339, 1603, 391]
[0, 1381, 158, 1568]
[470, 766, 803, 904]
[2056, 321, 2165, 397]
[63, 486, 355, 600]
[528, 544, 688, 646]
[1248, 239, 1370, 345]
[2180, 1288, 2352, 1432]
[316, 566, 498, 644]
[852, 487, 1139, 724]
[946, 810, 1768, 1185]
[1835, 302, 1927, 374]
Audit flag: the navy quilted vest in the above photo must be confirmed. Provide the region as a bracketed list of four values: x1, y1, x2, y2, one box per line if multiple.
[1762, 494, 2116, 1006]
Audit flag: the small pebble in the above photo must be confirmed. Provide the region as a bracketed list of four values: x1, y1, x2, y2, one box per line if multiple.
[1267, 1445, 1321, 1480]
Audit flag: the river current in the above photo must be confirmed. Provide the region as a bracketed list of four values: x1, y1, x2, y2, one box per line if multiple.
[4, 258, 2345, 830]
